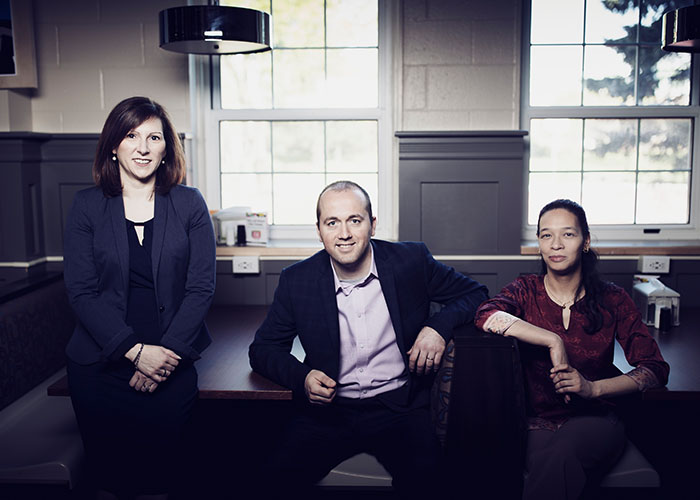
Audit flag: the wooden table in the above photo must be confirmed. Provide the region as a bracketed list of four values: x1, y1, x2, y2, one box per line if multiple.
[197, 305, 300, 399]
[49, 305, 700, 401]
[48, 305, 297, 400]
[614, 307, 700, 401]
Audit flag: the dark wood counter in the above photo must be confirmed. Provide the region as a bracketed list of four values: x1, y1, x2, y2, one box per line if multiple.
[48, 305, 297, 400]
[49, 305, 700, 401]
[614, 308, 700, 401]
[196, 305, 294, 400]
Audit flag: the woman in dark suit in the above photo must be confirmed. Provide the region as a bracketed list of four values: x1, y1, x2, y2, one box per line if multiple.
[63, 96, 216, 499]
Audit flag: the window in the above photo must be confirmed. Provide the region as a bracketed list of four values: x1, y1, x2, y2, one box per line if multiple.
[522, 0, 699, 241]
[199, 0, 393, 240]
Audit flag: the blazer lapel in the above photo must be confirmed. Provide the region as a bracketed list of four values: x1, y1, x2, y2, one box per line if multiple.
[318, 256, 341, 357]
[151, 192, 168, 289]
[373, 242, 407, 355]
[109, 195, 129, 292]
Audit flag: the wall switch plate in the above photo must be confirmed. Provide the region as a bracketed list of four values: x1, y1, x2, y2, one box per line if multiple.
[232, 256, 259, 274]
[637, 256, 670, 274]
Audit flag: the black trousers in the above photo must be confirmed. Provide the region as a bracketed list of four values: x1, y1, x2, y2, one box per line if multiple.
[264, 393, 442, 498]
[67, 358, 198, 497]
[523, 413, 626, 500]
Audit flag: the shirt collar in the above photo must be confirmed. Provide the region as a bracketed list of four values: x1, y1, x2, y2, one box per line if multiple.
[331, 245, 378, 296]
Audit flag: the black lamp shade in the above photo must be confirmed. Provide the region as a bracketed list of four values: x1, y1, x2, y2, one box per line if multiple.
[159, 5, 271, 55]
[662, 5, 700, 53]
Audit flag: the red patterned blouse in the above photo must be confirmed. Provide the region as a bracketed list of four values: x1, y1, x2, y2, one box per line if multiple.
[474, 275, 670, 428]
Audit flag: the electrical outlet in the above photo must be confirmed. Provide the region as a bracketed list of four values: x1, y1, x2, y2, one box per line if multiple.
[232, 256, 259, 274]
[637, 256, 670, 274]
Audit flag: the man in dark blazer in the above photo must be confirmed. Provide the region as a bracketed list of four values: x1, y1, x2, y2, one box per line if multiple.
[249, 180, 488, 496]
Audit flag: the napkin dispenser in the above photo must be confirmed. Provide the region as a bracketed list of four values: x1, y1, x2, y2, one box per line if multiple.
[631, 276, 680, 329]
[212, 206, 250, 246]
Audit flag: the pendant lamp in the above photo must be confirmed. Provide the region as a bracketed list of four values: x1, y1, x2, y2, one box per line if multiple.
[159, 5, 271, 55]
[662, 5, 700, 52]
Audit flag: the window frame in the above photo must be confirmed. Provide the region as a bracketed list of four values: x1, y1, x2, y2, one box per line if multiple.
[520, 0, 700, 244]
[191, 0, 396, 242]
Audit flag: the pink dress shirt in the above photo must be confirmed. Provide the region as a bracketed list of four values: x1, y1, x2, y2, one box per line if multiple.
[332, 249, 408, 399]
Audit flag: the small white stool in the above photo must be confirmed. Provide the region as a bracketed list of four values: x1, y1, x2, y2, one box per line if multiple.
[600, 440, 659, 488]
[0, 370, 84, 488]
[317, 453, 392, 488]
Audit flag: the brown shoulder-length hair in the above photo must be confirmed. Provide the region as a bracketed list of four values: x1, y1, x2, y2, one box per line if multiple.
[93, 96, 185, 196]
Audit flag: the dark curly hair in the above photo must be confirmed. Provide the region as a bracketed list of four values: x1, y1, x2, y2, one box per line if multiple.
[537, 199, 606, 334]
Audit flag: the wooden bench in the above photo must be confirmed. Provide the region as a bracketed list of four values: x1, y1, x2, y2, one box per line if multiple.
[0, 369, 84, 488]
[0, 272, 83, 489]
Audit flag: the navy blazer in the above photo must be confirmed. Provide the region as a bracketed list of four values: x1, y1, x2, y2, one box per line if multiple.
[63, 185, 216, 365]
[249, 239, 488, 406]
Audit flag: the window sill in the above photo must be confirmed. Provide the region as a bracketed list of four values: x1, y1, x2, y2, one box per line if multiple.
[215, 242, 700, 259]
[521, 243, 700, 256]
[216, 241, 321, 258]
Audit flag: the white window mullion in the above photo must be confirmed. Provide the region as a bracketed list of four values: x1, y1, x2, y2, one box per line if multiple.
[195, 0, 392, 242]
[523, 0, 699, 243]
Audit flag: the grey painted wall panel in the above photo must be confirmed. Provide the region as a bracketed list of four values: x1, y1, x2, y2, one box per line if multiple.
[265, 273, 281, 305]
[398, 132, 526, 255]
[2, 132, 698, 313]
[0, 148, 44, 261]
[0, 133, 96, 262]
[41, 164, 94, 255]
[210, 256, 700, 309]
[421, 181, 499, 254]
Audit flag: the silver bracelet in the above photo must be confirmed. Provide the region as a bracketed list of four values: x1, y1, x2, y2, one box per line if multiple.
[133, 343, 144, 369]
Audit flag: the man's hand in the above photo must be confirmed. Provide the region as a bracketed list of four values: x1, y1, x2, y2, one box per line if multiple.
[551, 364, 596, 400]
[407, 326, 446, 375]
[304, 369, 337, 405]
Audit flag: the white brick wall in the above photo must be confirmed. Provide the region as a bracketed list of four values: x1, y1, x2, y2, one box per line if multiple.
[28, 0, 189, 133]
[2, 0, 521, 134]
[400, 0, 522, 131]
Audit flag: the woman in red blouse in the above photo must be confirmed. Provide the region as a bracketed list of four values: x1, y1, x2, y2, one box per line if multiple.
[474, 199, 669, 500]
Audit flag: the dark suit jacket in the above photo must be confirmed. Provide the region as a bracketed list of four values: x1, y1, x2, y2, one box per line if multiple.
[63, 185, 216, 365]
[249, 239, 488, 407]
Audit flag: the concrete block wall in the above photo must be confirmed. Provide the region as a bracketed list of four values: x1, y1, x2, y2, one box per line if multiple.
[0, 0, 190, 134]
[400, 0, 522, 131]
[1, 0, 522, 135]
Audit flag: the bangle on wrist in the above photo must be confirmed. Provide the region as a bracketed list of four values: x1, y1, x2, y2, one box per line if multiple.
[133, 343, 144, 369]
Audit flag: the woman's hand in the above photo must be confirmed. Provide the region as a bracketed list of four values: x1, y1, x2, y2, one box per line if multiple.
[129, 371, 158, 393]
[547, 337, 574, 403]
[126, 344, 180, 382]
[547, 334, 568, 367]
[550, 364, 597, 400]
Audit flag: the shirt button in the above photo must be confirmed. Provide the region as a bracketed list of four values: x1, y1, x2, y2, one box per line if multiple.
[359, 344, 364, 349]
[359, 368, 364, 373]
[159, 305, 165, 312]
[363, 390, 367, 394]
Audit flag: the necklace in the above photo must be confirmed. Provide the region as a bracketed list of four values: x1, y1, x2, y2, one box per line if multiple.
[543, 275, 579, 309]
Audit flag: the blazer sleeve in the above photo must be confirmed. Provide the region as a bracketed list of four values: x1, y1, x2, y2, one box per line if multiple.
[160, 188, 216, 360]
[248, 269, 312, 395]
[420, 244, 489, 341]
[63, 191, 138, 360]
